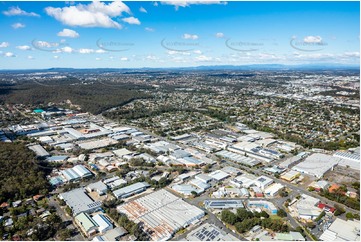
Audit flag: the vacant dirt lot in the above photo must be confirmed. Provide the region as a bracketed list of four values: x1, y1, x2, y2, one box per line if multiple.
[324, 166, 360, 185]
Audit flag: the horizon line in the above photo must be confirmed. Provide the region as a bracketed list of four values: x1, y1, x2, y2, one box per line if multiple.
[0, 63, 360, 71]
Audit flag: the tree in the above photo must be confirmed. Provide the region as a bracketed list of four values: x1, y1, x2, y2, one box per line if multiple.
[118, 214, 129, 227]
[306, 222, 316, 229]
[254, 211, 261, 218]
[65, 206, 72, 216]
[334, 204, 345, 216]
[235, 222, 247, 233]
[346, 212, 354, 220]
[277, 209, 287, 218]
[130, 223, 139, 235]
[58, 198, 66, 206]
[157, 161, 165, 166]
[279, 188, 289, 197]
[0, 143, 50, 203]
[333, 209, 342, 216]
[190, 191, 198, 197]
[260, 211, 269, 218]
[47, 213, 62, 226]
[221, 210, 238, 225]
[236, 208, 250, 221]
[57, 228, 72, 241]
[202, 164, 211, 173]
[158, 177, 171, 188]
[315, 211, 325, 222]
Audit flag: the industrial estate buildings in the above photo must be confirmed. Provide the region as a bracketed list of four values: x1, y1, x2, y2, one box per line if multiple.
[319, 218, 360, 241]
[117, 189, 205, 240]
[59, 188, 102, 216]
[1, 68, 359, 242]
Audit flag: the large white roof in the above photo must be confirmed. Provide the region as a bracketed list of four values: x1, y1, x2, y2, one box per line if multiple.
[112, 148, 133, 157]
[320, 218, 360, 241]
[292, 153, 339, 178]
[209, 170, 230, 181]
[92, 214, 113, 232]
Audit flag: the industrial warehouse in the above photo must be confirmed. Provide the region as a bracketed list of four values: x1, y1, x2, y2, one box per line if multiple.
[291, 153, 340, 178]
[0, 61, 360, 241]
[204, 200, 245, 210]
[117, 189, 205, 241]
[59, 188, 102, 216]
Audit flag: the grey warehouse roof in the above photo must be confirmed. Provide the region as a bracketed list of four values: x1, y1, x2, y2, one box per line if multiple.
[113, 182, 150, 198]
[59, 188, 102, 215]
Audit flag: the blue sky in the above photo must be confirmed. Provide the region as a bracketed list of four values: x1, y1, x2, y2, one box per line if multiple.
[0, 1, 359, 69]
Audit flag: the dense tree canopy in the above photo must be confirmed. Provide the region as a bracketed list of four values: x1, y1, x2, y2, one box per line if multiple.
[0, 143, 49, 203]
[0, 82, 148, 115]
[221, 209, 289, 234]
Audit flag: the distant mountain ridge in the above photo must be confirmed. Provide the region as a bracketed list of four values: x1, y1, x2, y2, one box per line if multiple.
[0, 63, 359, 72]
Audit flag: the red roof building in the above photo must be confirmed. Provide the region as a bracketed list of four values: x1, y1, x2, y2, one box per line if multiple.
[0, 202, 9, 208]
[318, 203, 336, 213]
[33, 194, 45, 201]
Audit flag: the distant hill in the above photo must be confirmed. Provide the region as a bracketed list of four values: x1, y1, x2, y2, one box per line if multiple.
[0, 63, 359, 73]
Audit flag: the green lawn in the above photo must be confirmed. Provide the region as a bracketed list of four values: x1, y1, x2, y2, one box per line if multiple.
[270, 215, 282, 220]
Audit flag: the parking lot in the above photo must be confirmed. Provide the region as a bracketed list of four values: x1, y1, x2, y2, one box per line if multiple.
[311, 213, 334, 238]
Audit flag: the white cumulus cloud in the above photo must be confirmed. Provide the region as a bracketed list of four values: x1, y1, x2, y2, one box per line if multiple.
[139, 6, 147, 13]
[195, 55, 212, 62]
[182, 33, 198, 40]
[3, 6, 39, 17]
[215, 32, 224, 38]
[27, 55, 34, 59]
[45, 1, 131, 29]
[12, 23, 25, 29]
[95, 49, 106, 54]
[146, 55, 158, 60]
[57, 28, 79, 38]
[303, 36, 322, 43]
[16, 45, 31, 50]
[75, 48, 106, 54]
[61, 46, 73, 53]
[0, 42, 10, 48]
[162, 1, 227, 10]
[167, 50, 179, 55]
[145, 27, 154, 32]
[120, 57, 128, 61]
[78, 48, 94, 54]
[342, 52, 360, 58]
[122, 17, 141, 25]
[36, 40, 58, 48]
[167, 50, 191, 56]
[4, 52, 16, 57]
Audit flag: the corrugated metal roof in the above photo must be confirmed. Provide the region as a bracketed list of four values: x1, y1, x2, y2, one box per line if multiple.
[113, 182, 150, 198]
[117, 189, 204, 241]
[75, 212, 98, 232]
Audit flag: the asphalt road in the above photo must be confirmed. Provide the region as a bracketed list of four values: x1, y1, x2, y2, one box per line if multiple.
[47, 195, 85, 241]
[220, 158, 359, 214]
[97, 114, 357, 241]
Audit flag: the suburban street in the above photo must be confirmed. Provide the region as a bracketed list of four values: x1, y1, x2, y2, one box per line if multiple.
[95, 115, 356, 242]
[47, 195, 85, 241]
